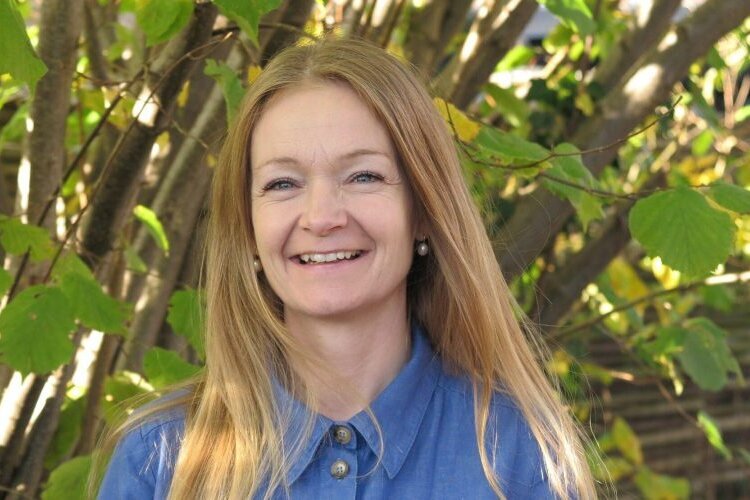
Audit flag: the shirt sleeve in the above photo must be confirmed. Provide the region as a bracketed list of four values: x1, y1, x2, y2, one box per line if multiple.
[97, 427, 157, 500]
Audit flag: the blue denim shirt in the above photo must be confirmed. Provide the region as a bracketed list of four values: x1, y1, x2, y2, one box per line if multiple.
[99, 328, 555, 499]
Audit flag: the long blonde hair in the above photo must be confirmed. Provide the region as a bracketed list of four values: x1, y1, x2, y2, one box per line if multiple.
[98, 38, 597, 499]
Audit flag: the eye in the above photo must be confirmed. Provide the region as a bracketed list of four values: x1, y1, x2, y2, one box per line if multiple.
[349, 171, 384, 184]
[262, 177, 298, 192]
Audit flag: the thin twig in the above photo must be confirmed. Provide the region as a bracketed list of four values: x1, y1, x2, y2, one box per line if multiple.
[553, 270, 750, 340]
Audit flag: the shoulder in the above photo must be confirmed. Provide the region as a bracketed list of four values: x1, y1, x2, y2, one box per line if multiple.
[435, 371, 548, 491]
[97, 393, 188, 499]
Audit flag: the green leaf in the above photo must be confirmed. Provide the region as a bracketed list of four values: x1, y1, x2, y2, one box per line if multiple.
[40, 455, 92, 500]
[543, 143, 603, 229]
[101, 371, 154, 426]
[596, 457, 633, 482]
[495, 46, 535, 73]
[739, 448, 750, 465]
[474, 126, 550, 177]
[537, 0, 596, 36]
[697, 410, 731, 459]
[0, 285, 76, 375]
[706, 181, 750, 214]
[135, 0, 193, 46]
[204, 58, 246, 125]
[691, 129, 714, 156]
[634, 467, 690, 500]
[0, 0, 47, 88]
[629, 187, 735, 277]
[735, 105, 750, 123]
[0, 267, 11, 297]
[59, 272, 131, 335]
[677, 318, 741, 391]
[612, 417, 643, 465]
[167, 289, 205, 358]
[0, 215, 55, 261]
[483, 84, 529, 129]
[699, 284, 735, 313]
[124, 245, 148, 273]
[133, 204, 169, 253]
[44, 396, 85, 469]
[213, 0, 283, 45]
[143, 347, 201, 389]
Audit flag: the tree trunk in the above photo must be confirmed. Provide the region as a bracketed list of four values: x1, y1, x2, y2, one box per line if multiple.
[444, 0, 537, 107]
[80, 3, 218, 266]
[120, 55, 231, 371]
[403, 0, 473, 78]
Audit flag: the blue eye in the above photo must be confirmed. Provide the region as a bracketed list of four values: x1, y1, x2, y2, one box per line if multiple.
[263, 178, 297, 191]
[350, 171, 383, 183]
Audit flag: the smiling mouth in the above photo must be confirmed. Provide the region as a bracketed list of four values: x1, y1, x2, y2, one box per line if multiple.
[296, 250, 363, 265]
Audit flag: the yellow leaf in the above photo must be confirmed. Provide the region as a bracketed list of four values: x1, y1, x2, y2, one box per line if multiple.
[177, 81, 190, 107]
[612, 417, 643, 465]
[575, 92, 595, 116]
[247, 65, 262, 85]
[433, 98, 480, 142]
[607, 258, 649, 314]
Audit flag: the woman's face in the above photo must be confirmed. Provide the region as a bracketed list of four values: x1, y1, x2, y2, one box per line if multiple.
[250, 81, 416, 322]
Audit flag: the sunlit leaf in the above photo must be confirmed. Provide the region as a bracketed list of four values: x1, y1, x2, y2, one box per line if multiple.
[59, 272, 131, 335]
[634, 467, 690, 500]
[124, 246, 148, 273]
[474, 126, 550, 177]
[213, 0, 283, 45]
[598, 457, 633, 481]
[0, 285, 76, 375]
[691, 129, 714, 156]
[143, 347, 201, 389]
[204, 58, 245, 125]
[434, 98, 480, 142]
[537, 0, 595, 36]
[135, 0, 193, 46]
[0, 0, 47, 87]
[612, 417, 643, 466]
[697, 410, 732, 459]
[167, 288, 205, 359]
[0, 215, 56, 261]
[133, 204, 169, 253]
[677, 318, 741, 391]
[44, 396, 85, 469]
[735, 105, 750, 123]
[706, 181, 750, 214]
[101, 371, 154, 426]
[40, 455, 92, 500]
[543, 143, 603, 229]
[483, 84, 529, 129]
[629, 187, 734, 277]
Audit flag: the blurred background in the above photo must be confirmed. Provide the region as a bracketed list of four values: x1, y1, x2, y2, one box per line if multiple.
[0, 0, 748, 498]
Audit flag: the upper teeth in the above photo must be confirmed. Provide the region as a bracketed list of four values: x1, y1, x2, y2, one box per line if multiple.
[299, 251, 361, 263]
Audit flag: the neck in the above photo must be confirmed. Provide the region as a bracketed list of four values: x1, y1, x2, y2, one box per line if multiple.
[284, 298, 411, 421]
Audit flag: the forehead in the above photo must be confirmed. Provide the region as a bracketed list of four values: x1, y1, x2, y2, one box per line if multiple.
[250, 81, 396, 169]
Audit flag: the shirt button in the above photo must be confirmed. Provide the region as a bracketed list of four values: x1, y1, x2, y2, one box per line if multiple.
[332, 425, 352, 444]
[330, 459, 349, 479]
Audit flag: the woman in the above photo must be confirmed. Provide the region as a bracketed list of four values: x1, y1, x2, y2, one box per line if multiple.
[97, 38, 597, 499]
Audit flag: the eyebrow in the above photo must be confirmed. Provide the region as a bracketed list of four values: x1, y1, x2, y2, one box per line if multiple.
[255, 148, 392, 170]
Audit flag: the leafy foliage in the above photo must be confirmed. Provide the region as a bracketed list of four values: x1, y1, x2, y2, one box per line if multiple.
[135, 0, 194, 46]
[629, 187, 735, 277]
[143, 347, 201, 388]
[133, 204, 170, 253]
[0, 216, 56, 261]
[0, 285, 76, 375]
[213, 0, 283, 45]
[40, 455, 92, 500]
[204, 58, 246, 125]
[0, 0, 47, 87]
[167, 288, 205, 358]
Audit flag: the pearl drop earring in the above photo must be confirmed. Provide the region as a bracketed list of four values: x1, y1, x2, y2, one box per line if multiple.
[253, 257, 262, 273]
[416, 239, 429, 257]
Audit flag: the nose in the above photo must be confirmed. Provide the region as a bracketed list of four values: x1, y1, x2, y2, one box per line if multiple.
[299, 180, 347, 235]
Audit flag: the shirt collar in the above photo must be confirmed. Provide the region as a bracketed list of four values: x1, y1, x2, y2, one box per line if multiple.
[273, 324, 441, 484]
